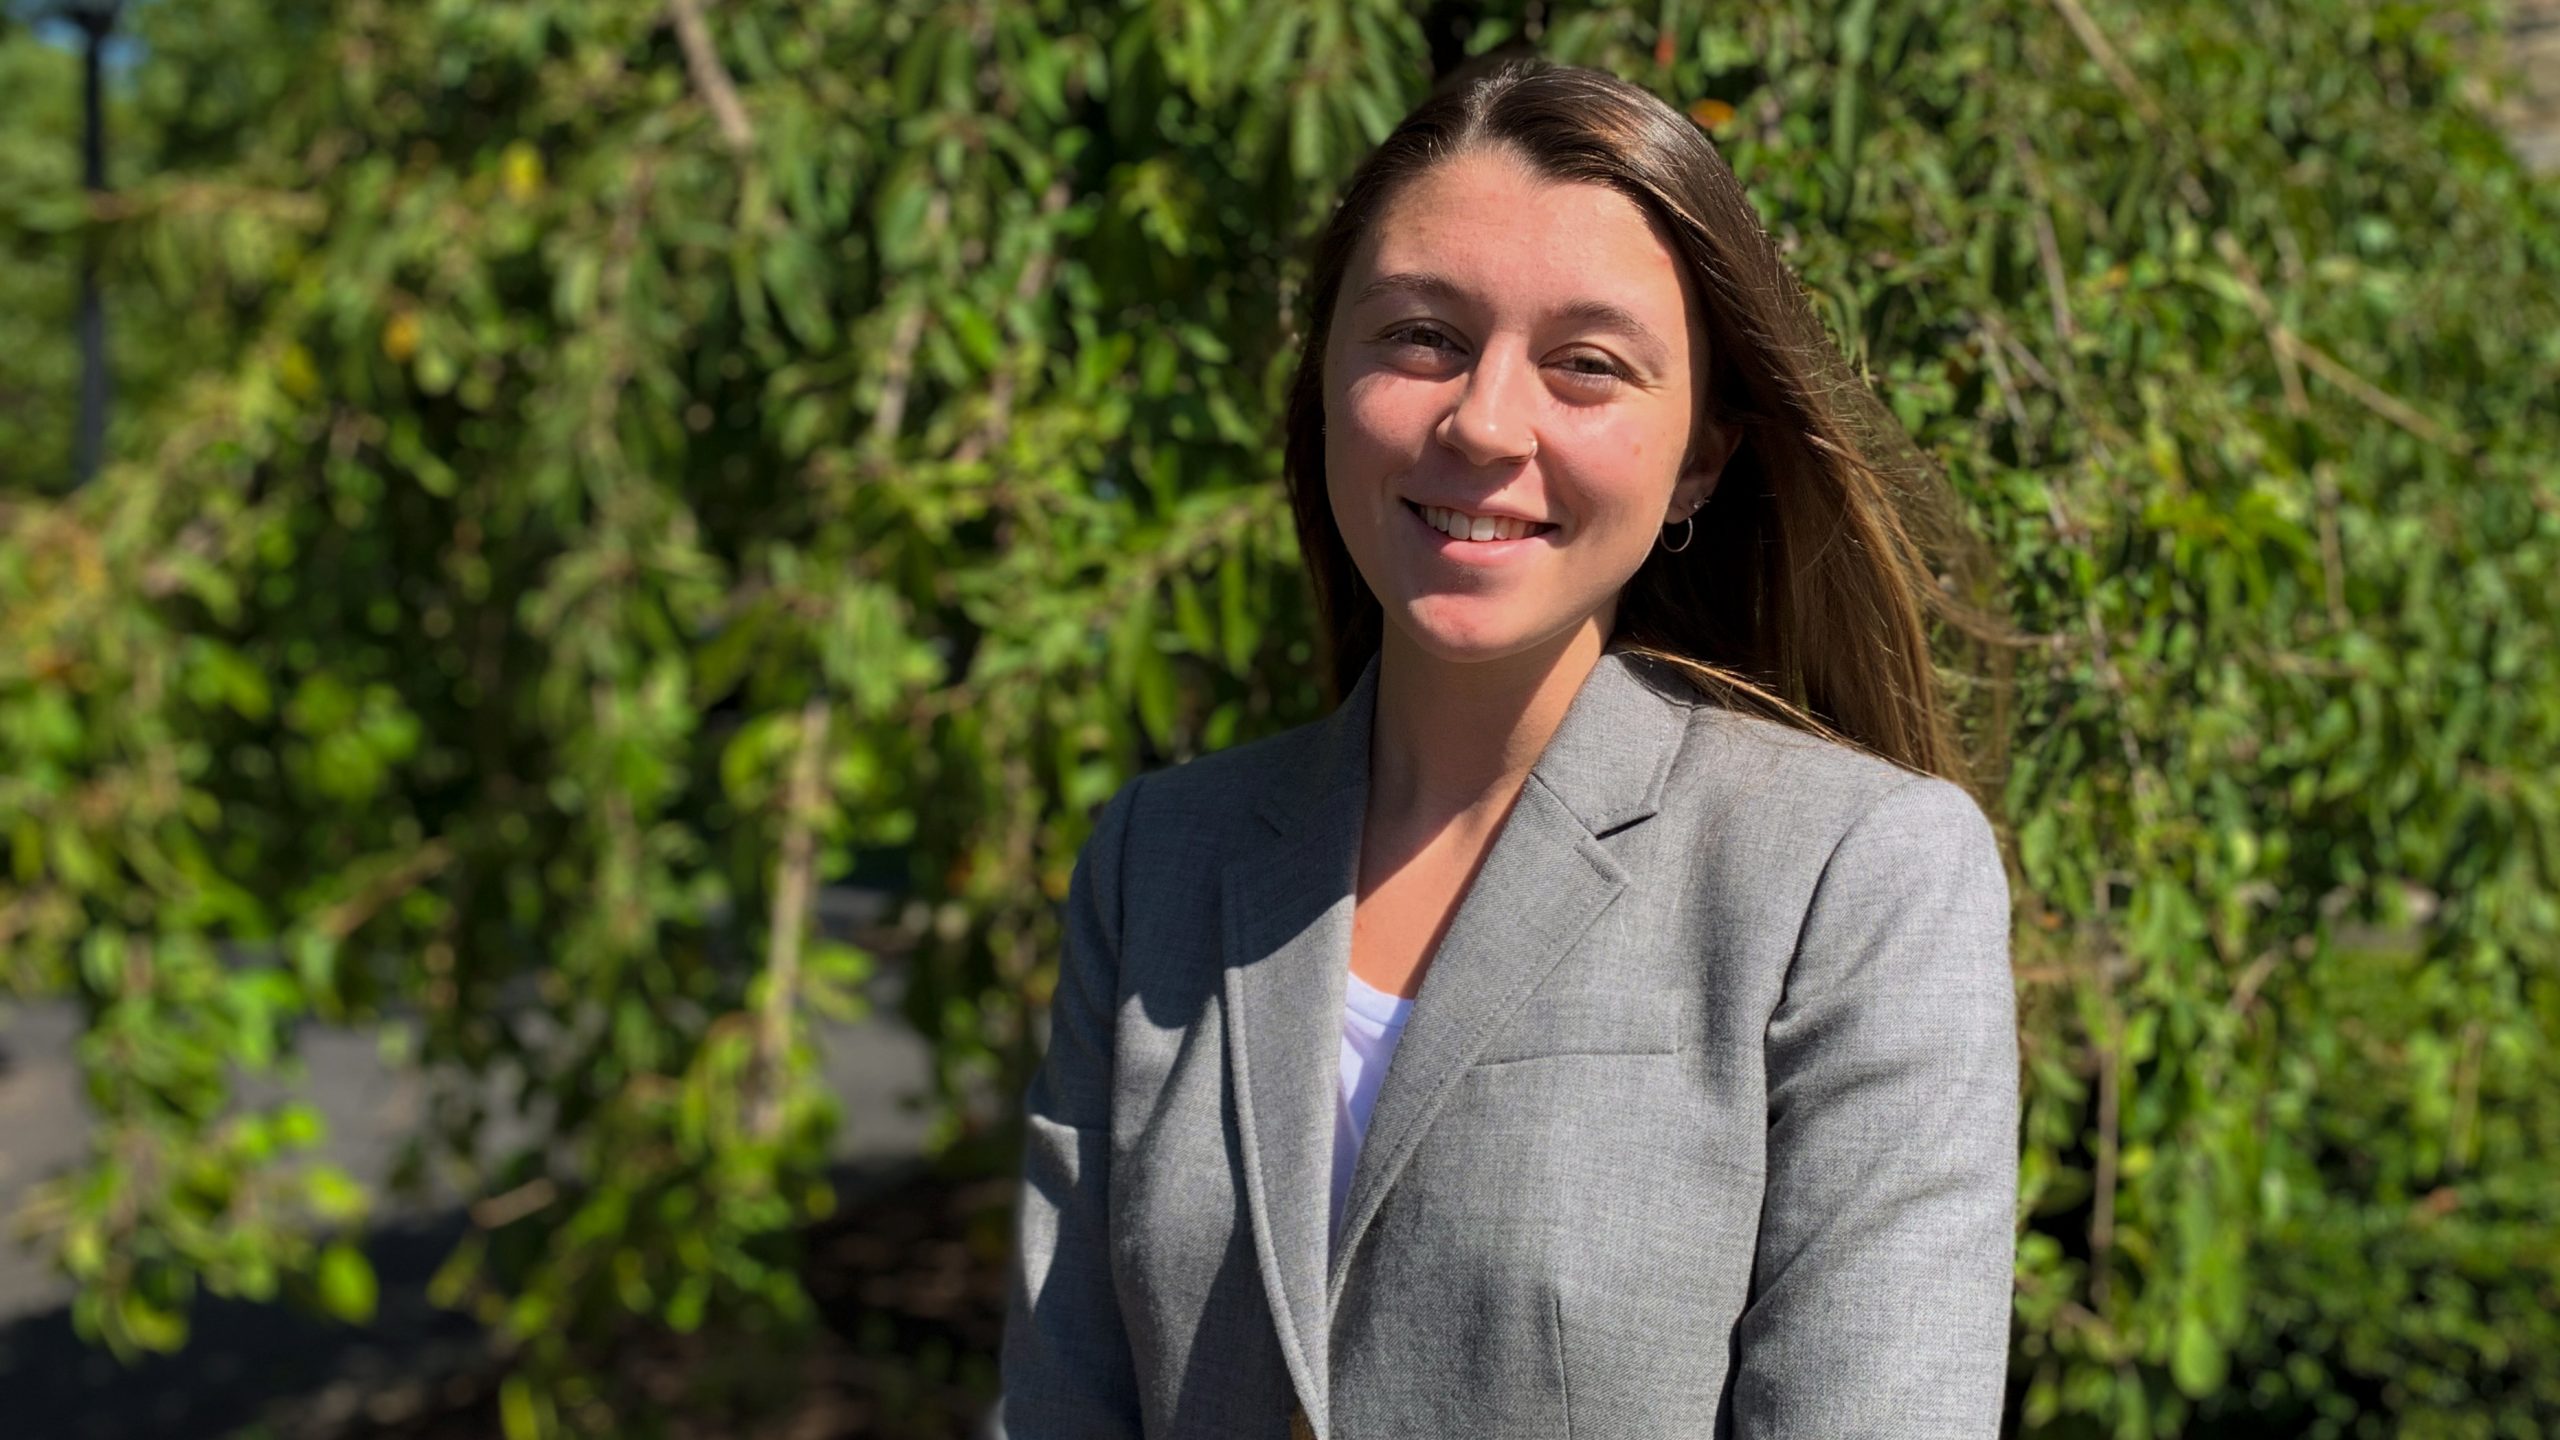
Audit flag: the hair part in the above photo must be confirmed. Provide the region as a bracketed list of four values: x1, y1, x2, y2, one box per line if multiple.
[1281, 54, 2016, 796]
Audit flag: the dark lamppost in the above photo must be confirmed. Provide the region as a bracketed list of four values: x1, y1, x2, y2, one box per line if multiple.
[61, 0, 120, 486]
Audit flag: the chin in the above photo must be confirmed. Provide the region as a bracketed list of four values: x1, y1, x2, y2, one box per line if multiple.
[1390, 599, 1560, 664]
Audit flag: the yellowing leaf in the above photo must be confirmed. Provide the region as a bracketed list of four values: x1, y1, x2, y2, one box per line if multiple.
[381, 311, 420, 364]
[1688, 98, 1736, 129]
[278, 341, 319, 399]
[500, 141, 543, 202]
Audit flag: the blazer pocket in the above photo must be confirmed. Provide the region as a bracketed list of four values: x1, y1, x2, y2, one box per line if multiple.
[1473, 991, 1688, 1066]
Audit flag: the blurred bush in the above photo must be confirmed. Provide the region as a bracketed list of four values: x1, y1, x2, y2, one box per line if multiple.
[0, 0, 2553, 1435]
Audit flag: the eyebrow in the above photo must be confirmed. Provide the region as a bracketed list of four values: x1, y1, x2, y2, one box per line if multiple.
[1349, 270, 1672, 368]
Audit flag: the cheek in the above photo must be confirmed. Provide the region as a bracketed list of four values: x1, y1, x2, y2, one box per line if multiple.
[1323, 375, 1437, 534]
[1551, 421, 1675, 532]
[1333, 370, 1442, 452]
[1573, 489, 1663, 573]
[1322, 429, 1390, 575]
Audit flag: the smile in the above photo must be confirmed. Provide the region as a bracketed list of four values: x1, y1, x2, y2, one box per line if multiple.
[1401, 499, 1558, 543]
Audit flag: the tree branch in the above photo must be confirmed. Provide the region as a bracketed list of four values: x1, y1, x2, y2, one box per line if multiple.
[747, 696, 829, 1140]
[667, 0, 754, 154]
[2213, 230, 2466, 453]
[2045, 0, 2162, 127]
[867, 193, 951, 458]
[2008, 132, 2078, 343]
[954, 181, 1074, 466]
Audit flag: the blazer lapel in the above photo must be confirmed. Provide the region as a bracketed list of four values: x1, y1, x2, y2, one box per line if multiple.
[1221, 644, 1695, 1433]
[1222, 654, 1378, 1438]
[1326, 645, 1693, 1303]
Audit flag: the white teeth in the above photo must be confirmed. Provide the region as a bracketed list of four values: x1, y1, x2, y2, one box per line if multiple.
[1420, 504, 1539, 542]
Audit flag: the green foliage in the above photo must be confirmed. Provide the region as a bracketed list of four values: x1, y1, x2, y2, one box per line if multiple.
[1, 0, 2553, 1435]
[0, 24, 81, 485]
[0, 13, 212, 492]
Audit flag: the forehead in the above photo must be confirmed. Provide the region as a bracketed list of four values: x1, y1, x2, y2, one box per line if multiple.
[1351, 148, 1692, 325]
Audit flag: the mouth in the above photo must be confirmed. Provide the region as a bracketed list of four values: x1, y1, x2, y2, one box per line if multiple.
[1399, 499, 1560, 564]
[1400, 499, 1560, 544]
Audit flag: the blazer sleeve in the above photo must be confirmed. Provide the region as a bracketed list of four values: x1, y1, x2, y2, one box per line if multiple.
[995, 772, 1149, 1439]
[1731, 775, 2021, 1437]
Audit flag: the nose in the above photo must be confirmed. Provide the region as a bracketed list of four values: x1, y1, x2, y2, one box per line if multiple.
[1436, 343, 1539, 467]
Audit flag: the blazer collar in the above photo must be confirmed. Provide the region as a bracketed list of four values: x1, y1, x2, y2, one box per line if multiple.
[1221, 643, 1695, 1436]
[1250, 642, 1697, 841]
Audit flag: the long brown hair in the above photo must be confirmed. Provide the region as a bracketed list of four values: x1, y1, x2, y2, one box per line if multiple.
[1281, 55, 2014, 794]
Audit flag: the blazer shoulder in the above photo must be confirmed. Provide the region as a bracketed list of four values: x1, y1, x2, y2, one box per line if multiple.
[1107, 709, 1332, 846]
[1677, 701, 1991, 851]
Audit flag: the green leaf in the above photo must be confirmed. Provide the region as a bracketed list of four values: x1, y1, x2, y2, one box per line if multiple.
[316, 1242, 378, 1324]
[2171, 1309, 2228, 1398]
[499, 1375, 550, 1440]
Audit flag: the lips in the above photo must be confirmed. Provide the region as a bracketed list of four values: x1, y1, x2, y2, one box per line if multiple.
[1397, 498, 1559, 564]
[1400, 499, 1559, 541]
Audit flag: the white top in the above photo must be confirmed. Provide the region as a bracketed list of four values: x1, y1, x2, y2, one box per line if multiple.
[1330, 969, 1417, 1255]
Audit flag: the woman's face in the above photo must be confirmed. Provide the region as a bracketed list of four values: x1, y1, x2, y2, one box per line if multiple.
[1322, 146, 1734, 667]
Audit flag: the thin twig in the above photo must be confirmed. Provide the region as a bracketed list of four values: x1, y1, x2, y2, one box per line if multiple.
[2226, 950, 2281, 1016]
[2041, 482, 2153, 803]
[314, 841, 453, 942]
[2312, 463, 2350, 631]
[2217, 233, 2356, 628]
[591, 683, 648, 953]
[2281, 329, 2465, 450]
[2213, 230, 2466, 452]
[667, 0, 755, 154]
[747, 696, 830, 1140]
[1976, 309, 2118, 459]
[1975, 324, 2035, 451]
[868, 193, 951, 455]
[954, 181, 1074, 466]
[2217, 231, 2309, 417]
[2042, 0, 2215, 218]
[2037, 0, 2160, 120]
[135, 518, 229, 598]
[582, 156, 659, 472]
[469, 1177, 558, 1229]
[2448, 1018, 2484, 1176]
[868, 303, 929, 450]
[2046, 0, 2163, 125]
[2008, 132, 2078, 342]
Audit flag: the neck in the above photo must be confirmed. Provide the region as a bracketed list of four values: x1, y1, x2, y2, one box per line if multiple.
[1367, 617, 1609, 830]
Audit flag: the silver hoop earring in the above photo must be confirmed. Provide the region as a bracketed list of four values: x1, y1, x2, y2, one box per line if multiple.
[1660, 515, 1695, 554]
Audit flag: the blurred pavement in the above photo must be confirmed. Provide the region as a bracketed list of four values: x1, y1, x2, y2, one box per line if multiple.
[0, 884, 941, 1436]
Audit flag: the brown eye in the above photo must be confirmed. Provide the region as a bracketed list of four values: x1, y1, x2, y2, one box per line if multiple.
[1383, 323, 1458, 353]
[1557, 352, 1630, 388]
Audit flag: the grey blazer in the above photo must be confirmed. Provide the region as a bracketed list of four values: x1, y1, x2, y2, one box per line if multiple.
[998, 644, 2020, 1438]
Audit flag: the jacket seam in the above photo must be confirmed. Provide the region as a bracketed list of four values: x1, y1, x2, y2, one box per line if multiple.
[1095, 768, 1150, 1126]
[1109, 768, 1150, 953]
[1551, 1290, 1574, 1437]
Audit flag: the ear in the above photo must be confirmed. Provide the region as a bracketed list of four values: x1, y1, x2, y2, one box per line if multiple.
[1667, 417, 1743, 523]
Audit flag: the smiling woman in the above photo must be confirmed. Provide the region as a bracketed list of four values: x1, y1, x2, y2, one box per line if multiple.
[1320, 146, 1731, 669]
[1000, 54, 2022, 1440]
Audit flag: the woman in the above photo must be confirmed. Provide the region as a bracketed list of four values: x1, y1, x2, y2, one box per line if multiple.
[999, 55, 2019, 1439]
